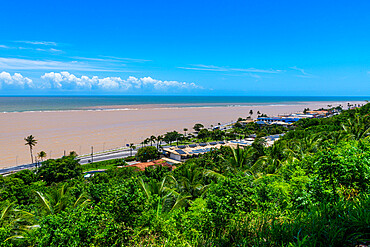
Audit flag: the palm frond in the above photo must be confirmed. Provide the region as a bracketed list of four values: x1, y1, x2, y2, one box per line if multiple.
[203, 169, 225, 180]
[0, 202, 14, 223]
[138, 177, 150, 199]
[74, 193, 91, 208]
[35, 191, 53, 215]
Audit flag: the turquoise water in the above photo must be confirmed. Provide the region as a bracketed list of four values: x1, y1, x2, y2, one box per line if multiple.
[0, 96, 368, 112]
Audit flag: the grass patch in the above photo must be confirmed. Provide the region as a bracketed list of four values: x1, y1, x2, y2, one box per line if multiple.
[82, 159, 125, 172]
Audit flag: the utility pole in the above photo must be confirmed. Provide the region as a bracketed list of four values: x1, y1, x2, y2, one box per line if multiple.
[91, 146, 94, 163]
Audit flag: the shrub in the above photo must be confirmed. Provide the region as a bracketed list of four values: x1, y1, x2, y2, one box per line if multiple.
[37, 155, 82, 184]
[135, 146, 159, 162]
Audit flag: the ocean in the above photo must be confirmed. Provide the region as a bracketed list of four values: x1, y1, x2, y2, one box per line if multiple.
[0, 96, 368, 112]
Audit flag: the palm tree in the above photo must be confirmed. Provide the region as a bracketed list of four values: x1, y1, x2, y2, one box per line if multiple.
[129, 143, 135, 156]
[37, 151, 47, 162]
[342, 114, 370, 140]
[24, 135, 37, 164]
[287, 134, 321, 160]
[183, 128, 188, 137]
[226, 145, 255, 170]
[156, 135, 163, 150]
[175, 164, 208, 199]
[0, 201, 37, 242]
[150, 135, 156, 146]
[138, 177, 190, 216]
[35, 184, 90, 215]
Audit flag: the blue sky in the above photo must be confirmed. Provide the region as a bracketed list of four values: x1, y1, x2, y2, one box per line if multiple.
[0, 0, 369, 95]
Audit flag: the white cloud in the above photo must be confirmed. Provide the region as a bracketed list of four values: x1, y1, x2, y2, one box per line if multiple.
[140, 76, 200, 90]
[76, 56, 151, 63]
[290, 66, 308, 75]
[0, 57, 118, 72]
[40, 72, 200, 91]
[0, 71, 33, 88]
[15, 41, 57, 46]
[0, 71, 201, 91]
[289, 66, 315, 78]
[179, 64, 281, 74]
[35, 48, 62, 53]
[0, 46, 62, 53]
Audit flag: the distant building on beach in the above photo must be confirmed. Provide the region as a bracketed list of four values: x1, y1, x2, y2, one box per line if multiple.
[255, 109, 331, 125]
[163, 141, 227, 161]
[256, 116, 302, 124]
[239, 119, 254, 126]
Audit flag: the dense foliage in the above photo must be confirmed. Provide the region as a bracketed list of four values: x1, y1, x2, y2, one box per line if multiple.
[36, 155, 82, 184]
[135, 146, 159, 162]
[1, 103, 370, 246]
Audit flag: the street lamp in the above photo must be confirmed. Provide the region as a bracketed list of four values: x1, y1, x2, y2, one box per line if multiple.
[91, 146, 94, 163]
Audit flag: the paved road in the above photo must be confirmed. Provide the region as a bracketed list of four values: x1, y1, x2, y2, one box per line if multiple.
[78, 149, 138, 165]
[0, 163, 38, 175]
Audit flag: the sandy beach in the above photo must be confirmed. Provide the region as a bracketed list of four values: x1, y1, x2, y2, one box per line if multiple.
[0, 101, 365, 168]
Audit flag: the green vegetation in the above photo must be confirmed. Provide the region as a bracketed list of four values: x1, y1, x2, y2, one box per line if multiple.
[24, 135, 37, 164]
[193, 123, 204, 132]
[81, 159, 126, 172]
[135, 146, 159, 162]
[1, 104, 370, 246]
[37, 155, 82, 185]
[124, 156, 136, 162]
[163, 131, 182, 145]
[37, 151, 46, 162]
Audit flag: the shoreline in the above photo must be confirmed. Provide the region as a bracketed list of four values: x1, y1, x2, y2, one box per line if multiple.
[1, 100, 366, 113]
[0, 100, 366, 169]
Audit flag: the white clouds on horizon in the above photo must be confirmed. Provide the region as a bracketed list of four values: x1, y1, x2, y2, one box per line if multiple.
[0, 71, 34, 89]
[0, 71, 201, 92]
[41, 72, 200, 91]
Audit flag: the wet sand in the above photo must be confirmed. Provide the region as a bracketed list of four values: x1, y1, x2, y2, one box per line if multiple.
[0, 101, 365, 168]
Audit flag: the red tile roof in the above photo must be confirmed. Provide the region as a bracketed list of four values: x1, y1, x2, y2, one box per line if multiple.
[125, 159, 175, 171]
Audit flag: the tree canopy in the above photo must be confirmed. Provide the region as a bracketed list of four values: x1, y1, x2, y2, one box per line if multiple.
[37, 155, 82, 184]
[135, 146, 159, 162]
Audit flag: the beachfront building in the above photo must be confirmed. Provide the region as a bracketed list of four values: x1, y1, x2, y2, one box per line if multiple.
[162, 139, 262, 162]
[263, 134, 285, 146]
[239, 119, 254, 127]
[305, 110, 329, 118]
[163, 142, 226, 161]
[255, 108, 333, 126]
[256, 116, 302, 125]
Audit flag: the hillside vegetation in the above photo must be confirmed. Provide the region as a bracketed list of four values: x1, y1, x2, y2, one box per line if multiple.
[0, 104, 370, 246]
